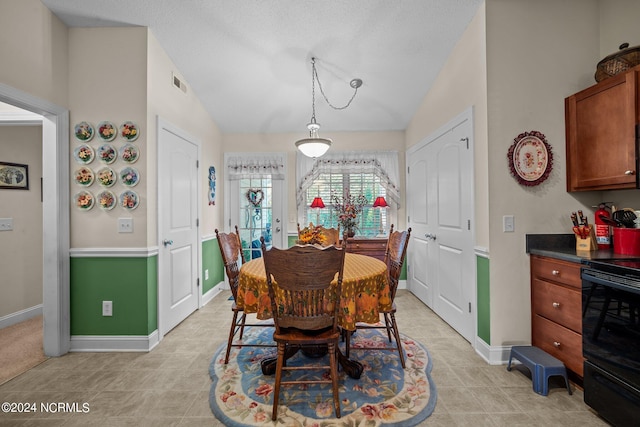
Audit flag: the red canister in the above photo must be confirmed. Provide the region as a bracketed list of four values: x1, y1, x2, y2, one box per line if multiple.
[612, 227, 640, 255]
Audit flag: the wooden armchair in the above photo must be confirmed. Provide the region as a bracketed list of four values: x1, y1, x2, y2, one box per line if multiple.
[260, 236, 346, 420]
[215, 226, 273, 364]
[345, 226, 411, 368]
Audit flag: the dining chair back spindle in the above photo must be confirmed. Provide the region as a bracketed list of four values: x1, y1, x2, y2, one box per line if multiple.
[345, 226, 411, 368]
[215, 226, 273, 364]
[260, 236, 346, 420]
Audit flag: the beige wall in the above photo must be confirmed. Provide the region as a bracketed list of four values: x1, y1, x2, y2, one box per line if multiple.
[146, 31, 223, 242]
[0, 0, 68, 108]
[0, 125, 43, 317]
[222, 131, 405, 234]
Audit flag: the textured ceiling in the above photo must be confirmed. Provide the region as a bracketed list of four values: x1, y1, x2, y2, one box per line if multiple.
[41, 0, 482, 134]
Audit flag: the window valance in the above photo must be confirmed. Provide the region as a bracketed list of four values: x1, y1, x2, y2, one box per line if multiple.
[226, 153, 286, 180]
[296, 150, 400, 209]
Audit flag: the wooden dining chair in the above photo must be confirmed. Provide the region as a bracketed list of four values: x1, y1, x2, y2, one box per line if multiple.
[215, 226, 273, 364]
[260, 236, 346, 421]
[344, 226, 411, 368]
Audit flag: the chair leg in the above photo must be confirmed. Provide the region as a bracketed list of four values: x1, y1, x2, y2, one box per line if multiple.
[344, 330, 352, 359]
[272, 343, 285, 421]
[224, 310, 240, 364]
[383, 313, 393, 342]
[238, 312, 247, 340]
[328, 341, 341, 418]
[389, 313, 406, 369]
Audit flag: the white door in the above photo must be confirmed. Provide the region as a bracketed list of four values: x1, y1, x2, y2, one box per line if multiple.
[406, 108, 475, 343]
[224, 153, 287, 260]
[158, 118, 200, 335]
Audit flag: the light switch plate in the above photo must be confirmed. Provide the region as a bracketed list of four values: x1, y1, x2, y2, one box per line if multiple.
[118, 218, 133, 233]
[0, 218, 13, 231]
[503, 215, 515, 232]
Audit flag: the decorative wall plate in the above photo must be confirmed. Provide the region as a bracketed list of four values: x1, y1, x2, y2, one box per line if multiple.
[120, 167, 139, 187]
[120, 190, 139, 210]
[507, 130, 553, 186]
[75, 190, 94, 210]
[119, 143, 139, 163]
[74, 166, 94, 186]
[97, 121, 117, 142]
[97, 190, 116, 210]
[74, 144, 95, 164]
[74, 121, 94, 142]
[97, 144, 117, 164]
[97, 167, 116, 187]
[120, 121, 139, 141]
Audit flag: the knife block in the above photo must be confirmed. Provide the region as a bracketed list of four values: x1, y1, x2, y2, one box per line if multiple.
[576, 225, 598, 251]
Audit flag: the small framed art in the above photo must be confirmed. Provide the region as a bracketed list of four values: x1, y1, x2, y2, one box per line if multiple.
[0, 161, 29, 190]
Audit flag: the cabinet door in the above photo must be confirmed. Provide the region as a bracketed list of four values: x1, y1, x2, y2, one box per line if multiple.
[565, 70, 637, 191]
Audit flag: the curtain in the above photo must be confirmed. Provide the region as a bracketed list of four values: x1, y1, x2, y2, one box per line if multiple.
[226, 153, 286, 180]
[296, 150, 400, 209]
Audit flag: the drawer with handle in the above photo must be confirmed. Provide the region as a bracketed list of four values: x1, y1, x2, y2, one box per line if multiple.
[531, 255, 581, 289]
[532, 278, 581, 333]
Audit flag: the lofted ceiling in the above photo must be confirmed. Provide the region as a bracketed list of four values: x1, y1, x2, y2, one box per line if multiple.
[41, 0, 482, 134]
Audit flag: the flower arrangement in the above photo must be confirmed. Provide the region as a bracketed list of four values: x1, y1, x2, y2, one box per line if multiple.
[297, 222, 327, 245]
[331, 192, 368, 235]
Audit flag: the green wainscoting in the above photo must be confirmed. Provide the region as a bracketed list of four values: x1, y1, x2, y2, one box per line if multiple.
[70, 256, 157, 336]
[202, 237, 224, 294]
[476, 255, 490, 343]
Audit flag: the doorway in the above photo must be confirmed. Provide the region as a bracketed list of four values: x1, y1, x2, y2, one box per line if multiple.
[406, 107, 476, 344]
[0, 83, 70, 356]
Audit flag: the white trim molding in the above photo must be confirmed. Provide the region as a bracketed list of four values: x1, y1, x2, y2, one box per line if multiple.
[475, 337, 513, 365]
[70, 330, 159, 352]
[202, 282, 225, 306]
[70, 247, 160, 258]
[0, 305, 43, 329]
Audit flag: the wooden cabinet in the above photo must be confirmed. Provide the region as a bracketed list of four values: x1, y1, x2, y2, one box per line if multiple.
[530, 255, 583, 378]
[345, 237, 388, 261]
[565, 66, 639, 191]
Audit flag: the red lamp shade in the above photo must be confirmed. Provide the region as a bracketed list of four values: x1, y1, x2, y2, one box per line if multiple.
[310, 197, 325, 209]
[373, 196, 388, 208]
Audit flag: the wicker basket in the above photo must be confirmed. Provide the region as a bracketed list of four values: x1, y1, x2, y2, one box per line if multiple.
[595, 43, 640, 82]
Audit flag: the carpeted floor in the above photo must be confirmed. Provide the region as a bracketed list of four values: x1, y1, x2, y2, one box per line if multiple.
[209, 325, 436, 426]
[0, 316, 47, 386]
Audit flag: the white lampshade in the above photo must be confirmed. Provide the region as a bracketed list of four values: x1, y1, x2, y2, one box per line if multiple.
[295, 122, 332, 158]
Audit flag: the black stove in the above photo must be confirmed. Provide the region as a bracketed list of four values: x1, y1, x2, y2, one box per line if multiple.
[581, 258, 640, 426]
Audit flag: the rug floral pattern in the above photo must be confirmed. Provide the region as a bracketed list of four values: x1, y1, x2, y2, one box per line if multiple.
[209, 326, 436, 426]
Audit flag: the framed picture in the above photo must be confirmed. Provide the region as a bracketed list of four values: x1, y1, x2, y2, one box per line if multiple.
[0, 161, 29, 190]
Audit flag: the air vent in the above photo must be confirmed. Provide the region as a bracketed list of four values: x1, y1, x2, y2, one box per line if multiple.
[172, 72, 187, 94]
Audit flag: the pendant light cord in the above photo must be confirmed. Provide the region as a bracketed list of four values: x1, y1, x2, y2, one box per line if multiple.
[311, 57, 360, 111]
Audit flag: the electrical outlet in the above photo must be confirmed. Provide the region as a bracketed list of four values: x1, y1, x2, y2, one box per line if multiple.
[0, 218, 13, 231]
[503, 215, 515, 232]
[118, 218, 133, 233]
[102, 301, 113, 316]
[205, 269, 209, 280]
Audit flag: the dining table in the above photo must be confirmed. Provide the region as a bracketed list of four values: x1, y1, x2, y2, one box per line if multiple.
[237, 252, 391, 378]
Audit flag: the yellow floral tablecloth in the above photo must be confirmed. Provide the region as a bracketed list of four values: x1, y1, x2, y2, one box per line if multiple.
[237, 252, 391, 331]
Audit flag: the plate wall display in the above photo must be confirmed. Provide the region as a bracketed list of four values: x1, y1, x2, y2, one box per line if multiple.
[97, 121, 117, 142]
[120, 121, 139, 141]
[97, 190, 116, 210]
[75, 190, 94, 210]
[74, 121, 94, 142]
[119, 143, 139, 163]
[507, 130, 553, 186]
[120, 166, 140, 187]
[120, 190, 139, 210]
[74, 144, 95, 164]
[97, 144, 117, 164]
[97, 167, 116, 187]
[74, 166, 94, 186]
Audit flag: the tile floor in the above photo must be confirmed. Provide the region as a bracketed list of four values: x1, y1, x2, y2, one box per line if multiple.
[0, 290, 609, 426]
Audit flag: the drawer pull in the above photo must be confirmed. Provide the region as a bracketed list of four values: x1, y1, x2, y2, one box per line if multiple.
[551, 270, 560, 276]
[552, 302, 560, 309]
[553, 341, 561, 348]
[624, 170, 635, 175]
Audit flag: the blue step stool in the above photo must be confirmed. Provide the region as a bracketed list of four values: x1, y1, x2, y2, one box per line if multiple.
[507, 345, 572, 396]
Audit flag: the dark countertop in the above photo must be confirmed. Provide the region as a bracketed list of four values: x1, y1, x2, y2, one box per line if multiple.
[526, 234, 640, 263]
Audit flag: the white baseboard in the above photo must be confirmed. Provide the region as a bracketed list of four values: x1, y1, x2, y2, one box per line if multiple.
[202, 282, 225, 306]
[0, 305, 43, 330]
[398, 279, 407, 290]
[70, 330, 159, 352]
[474, 337, 513, 365]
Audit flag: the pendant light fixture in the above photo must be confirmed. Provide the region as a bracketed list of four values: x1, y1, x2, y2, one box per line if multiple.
[295, 57, 362, 158]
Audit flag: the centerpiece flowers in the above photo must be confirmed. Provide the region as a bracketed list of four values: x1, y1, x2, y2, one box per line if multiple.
[331, 192, 368, 237]
[297, 223, 327, 246]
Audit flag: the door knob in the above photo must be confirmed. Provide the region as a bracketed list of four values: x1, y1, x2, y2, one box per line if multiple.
[162, 239, 173, 247]
[275, 218, 281, 223]
[275, 227, 281, 232]
[425, 233, 437, 241]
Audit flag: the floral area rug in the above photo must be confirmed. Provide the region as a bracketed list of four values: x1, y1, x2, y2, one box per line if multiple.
[209, 325, 437, 426]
